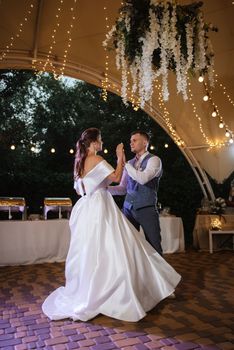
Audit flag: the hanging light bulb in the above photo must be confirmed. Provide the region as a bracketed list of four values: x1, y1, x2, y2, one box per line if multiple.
[211, 110, 217, 117]
[69, 148, 74, 154]
[164, 143, 169, 148]
[31, 146, 36, 152]
[229, 138, 233, 144]
[203, 94, 209, 101]
[198, 76, 204, 82]
[51, 148, 56, 153]
[219, 121, 224, 129]
[150, 145, 155, 150]
[10, 145, 16, 150]
[225, 130, 230, 137]
[104, 149, 108, 154]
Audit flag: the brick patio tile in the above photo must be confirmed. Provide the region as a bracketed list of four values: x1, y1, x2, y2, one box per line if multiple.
[70, 334, 86, 342]
[63, 329, 77, 336]
[88, 325, 104, 331]
[35, 328, 50, 336]
[28, 342, 37, 349]
[110, 333, 127, 341]
[77, 327, 89, 334]
[50, 331, 63, 338]
[29, 322, 50, 330]
[145, 341, 162, 349]
[67, 341, 80, 349]
[115, 337, 141, 347]
[17, 326, 28, 332]
[22, 335, 38, 343]
[15, 331, 27, 338]
[78, 339, 96, 347]
[0, 322, 11, 329]
[95, 335, 111, 344]
[15, 344, 28, 350]
[134, 344, 149, 350]
[45, 336, 68, 346]
[61, 324, 81, 331]
[85, 331, 102, 339]
[0, 334, 14, 341]
[52, 344, 67, 350]
[138, 336, 151, 343]
[91, 343, 117, 350]
[24, 309, 42, 316]
[36, 340, 45, 347]
[39, 333, 51, 341]
[0, 338, 22, 347]
[175, 342, 199, 350]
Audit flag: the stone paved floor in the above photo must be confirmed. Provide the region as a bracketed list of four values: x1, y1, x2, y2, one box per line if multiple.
[0, 250, 234, 350]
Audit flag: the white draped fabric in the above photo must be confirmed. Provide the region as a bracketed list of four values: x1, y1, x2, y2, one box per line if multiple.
[0, 216, 184, 266]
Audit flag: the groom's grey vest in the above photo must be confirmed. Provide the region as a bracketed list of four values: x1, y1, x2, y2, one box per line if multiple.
[124, 153, 162, 210]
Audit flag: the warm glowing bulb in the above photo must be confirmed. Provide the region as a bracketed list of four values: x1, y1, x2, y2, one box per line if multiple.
[203, 95, 209, 101]
[229, 138, 233, 144]
[31, 146, 35, 152]
[219, 122, 224, 129]
[150, 145, 155, 150]
[225, 130, 230, 137]
[69, 148, 74, 154]
[164, 143, 169, 148]
[198, 76, 204, 82]
[51, 148, 55, 153]
[10, 145, 15, 150]
[104, 149, 108, 154]
[211, 111, 217, 117]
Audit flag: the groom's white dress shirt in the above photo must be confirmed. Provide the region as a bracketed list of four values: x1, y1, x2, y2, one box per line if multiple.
[108, 151, 162, 195]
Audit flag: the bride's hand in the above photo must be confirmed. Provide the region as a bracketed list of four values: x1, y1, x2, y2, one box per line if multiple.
[116, 143, 124, 161]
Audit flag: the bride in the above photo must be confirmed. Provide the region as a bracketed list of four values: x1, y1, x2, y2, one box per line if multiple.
[42, 127, 181, 322]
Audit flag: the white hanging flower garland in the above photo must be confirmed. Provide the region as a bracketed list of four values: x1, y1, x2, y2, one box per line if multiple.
[103, 0, 217, 107]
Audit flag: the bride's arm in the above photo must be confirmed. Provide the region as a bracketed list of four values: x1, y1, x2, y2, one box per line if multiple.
[107, 143, 125, 184]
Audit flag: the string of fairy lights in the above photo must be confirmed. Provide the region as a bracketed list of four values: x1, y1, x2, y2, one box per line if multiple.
[32, 0, 78, 78]
[154, 81, 185, 148]
[101, 4, 110, 102]
[198, 75, 233, 145]
[33, 0, 65, 76]
[0, 2, 34, 61]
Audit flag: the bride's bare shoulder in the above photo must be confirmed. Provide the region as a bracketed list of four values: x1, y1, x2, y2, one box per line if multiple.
[86, 155, 104, 166]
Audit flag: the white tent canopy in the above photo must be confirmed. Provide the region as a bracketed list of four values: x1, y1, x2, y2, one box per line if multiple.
[0, 0, 234, 199]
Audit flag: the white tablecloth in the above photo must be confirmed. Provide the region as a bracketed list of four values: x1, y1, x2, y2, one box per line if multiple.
[0, 216, 185, 266]
[160, 216, 185, 253]
[0, 219, 70, 266]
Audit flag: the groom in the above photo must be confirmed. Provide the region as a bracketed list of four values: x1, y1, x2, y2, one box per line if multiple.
[109, 130, 163, 255]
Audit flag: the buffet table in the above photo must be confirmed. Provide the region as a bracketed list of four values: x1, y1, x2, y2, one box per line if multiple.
[0, 216, 185, 266]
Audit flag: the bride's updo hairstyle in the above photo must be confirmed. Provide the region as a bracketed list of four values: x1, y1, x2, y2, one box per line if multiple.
[74, 128, 101, 178]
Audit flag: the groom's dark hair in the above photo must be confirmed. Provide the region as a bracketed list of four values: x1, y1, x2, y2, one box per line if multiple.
[131, 130, 150, 142]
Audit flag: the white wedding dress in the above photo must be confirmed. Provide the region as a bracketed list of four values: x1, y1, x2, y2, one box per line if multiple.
[42, 160, 181, 322]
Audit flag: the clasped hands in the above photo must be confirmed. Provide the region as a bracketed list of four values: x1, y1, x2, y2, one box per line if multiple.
[116, 143, 126, 167]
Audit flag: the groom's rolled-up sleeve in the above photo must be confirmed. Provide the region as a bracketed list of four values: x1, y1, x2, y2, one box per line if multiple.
[108, 169, 127, 195]
[125, 156, 162, 185]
